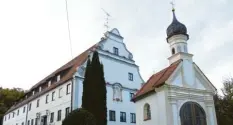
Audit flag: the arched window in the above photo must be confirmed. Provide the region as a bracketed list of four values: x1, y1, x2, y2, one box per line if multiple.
[172, 48, 175, 55]
[184, 45, 188, 53]
[180, 102, 207, 125]
[177, 46, 181, 52]
[143, 103, 151, 120]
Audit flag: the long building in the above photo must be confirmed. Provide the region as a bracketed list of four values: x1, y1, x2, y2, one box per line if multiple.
[3, 28, 144, 125]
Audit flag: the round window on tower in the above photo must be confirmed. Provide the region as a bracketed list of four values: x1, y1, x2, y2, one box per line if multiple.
[172, 48, 175, 55]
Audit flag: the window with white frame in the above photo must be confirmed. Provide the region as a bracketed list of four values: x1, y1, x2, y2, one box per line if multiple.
[66, 84, 71, 94]
[59, 88, 62, 98]
[50, 112, 54, 123]
[130, 93, 134, 100]
[120, 112, 126, 122]
[52, 91, 55, 101]
[109, 110, 115, 121]
[128, 73, 133, 81]
[113, 47, 119, 55]
[57, 110, 62, 121]
[46, 94, 49, 104]
[23, 107, 25, 113]
[65, 107, 70, 117]
[28, 103, 32, 111]
[130, 113, 136, 123]
[31, 119, 34, 125]
[36, 99, 40, 107]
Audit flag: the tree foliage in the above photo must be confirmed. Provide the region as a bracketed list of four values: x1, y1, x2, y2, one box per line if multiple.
[62, 108, 96, 125]
[82, 51, 107, 125]
[0, 87, 24, 125]
[215, 78, 233, 125]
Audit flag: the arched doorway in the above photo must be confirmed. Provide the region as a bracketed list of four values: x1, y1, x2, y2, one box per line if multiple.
[180, 102, 207, 125]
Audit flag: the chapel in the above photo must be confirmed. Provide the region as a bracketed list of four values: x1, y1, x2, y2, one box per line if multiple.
[132, 8, 218, 125]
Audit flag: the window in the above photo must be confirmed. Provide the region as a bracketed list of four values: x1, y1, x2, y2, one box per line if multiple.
[65, 107, 70, 117]
[17, 110, 19, 115]
[23, 107, 25, 113]
[16, 123, 18, 125]
[113, 47, 119, 55]
[21, 122, 24, 125]
[57, 110, 62, 121]
[28, 103, 32, 111]
[130, 113, 136, 123]
[52, 92, 55, 101]
[8, 114, 10, 119]
[109, 110, 115, 121]
[13, 112, 15, 118]
[59, 88, 62, 98]
[66, 84, 71, 94]
[177, 45, 181, 52]
[4, 116, 6, 121]
[46, 94, 49, 104]
[143, 103, 151, 120]
[50, 112, 54, 123]
[120, 112, 126, 122]
[172, 48, 175, 55]
[35, 118, 38, 125]
[27, 120, 30, 125]
[31, 119, 34, 125]
[37, 99, 40, 107]
[130, 93, 134, 100]
[184, 45, 188, 53]
[128, 73, 133, 81]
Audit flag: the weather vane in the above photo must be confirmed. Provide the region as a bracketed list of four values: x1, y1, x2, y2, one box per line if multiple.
[101, 8, 111, 32]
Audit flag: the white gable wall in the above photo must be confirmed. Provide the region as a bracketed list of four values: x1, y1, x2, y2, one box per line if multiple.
[72, 28, 144, 125]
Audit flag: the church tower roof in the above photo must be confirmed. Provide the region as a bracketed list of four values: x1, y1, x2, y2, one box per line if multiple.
[166, 8, 188, 40]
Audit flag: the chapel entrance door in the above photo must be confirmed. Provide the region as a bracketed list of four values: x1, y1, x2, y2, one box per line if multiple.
[180, 102, 207, 125]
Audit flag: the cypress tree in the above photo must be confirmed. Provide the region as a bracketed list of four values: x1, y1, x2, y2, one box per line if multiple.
[82, 56, 92, 110]
[82, 51, 107, 125]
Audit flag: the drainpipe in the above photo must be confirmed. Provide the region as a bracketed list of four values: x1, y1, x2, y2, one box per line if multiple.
[25, 103, 29, 125]
[71, 76, 75, 111]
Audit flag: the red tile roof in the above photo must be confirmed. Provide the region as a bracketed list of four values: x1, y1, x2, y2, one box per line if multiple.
[6, 44, 98, 113]
[132, 59, 182, 102]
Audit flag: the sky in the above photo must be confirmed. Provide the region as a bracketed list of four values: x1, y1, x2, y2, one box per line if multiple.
[0, 0, 232, 92]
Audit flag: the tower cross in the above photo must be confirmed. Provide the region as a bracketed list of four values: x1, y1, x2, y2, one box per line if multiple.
[170, 0, 175, 11]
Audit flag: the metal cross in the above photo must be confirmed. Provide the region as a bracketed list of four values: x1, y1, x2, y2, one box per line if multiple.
[170, 0, 175, 10]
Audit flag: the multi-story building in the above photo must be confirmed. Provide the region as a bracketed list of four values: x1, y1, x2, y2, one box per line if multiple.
[3, 28, 144, 125]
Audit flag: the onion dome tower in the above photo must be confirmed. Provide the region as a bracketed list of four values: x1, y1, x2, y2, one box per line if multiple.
[166, 7, 193, 64]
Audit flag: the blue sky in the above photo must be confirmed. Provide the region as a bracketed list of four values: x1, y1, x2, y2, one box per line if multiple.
[0, 0, 232, 92]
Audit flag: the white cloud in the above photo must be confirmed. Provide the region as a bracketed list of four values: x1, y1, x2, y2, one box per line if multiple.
[0, 0, 232, 91]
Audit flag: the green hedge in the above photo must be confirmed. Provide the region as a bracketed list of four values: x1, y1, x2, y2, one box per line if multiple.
[62, 108, 96, 125]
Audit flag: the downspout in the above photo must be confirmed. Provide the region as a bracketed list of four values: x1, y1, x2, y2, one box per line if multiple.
[71, 76, 75, 111]
[25, 103, 29, 125]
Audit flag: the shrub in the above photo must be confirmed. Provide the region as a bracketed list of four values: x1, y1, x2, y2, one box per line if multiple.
[62, 108, 96, 125]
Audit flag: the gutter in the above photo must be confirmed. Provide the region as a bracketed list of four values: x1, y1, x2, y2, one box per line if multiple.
[70, 76, 75, 111]
[25, 103, 29, 125]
